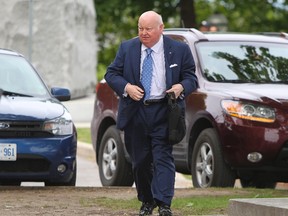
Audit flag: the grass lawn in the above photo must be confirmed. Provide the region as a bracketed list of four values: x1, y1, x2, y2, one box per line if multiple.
[76, 127, 92, 144]
[76, 127, 288, 215]
[86, 188, 288, 215]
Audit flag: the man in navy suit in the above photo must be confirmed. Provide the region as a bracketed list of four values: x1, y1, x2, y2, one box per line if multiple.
[105, 11, 198, 216]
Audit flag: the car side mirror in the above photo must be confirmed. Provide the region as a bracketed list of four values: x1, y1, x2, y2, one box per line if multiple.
[51, 87, 71, 101]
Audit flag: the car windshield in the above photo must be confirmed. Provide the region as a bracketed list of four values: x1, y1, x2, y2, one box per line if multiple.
[0, 54, 49, 97]
[196, 41, 288, 83]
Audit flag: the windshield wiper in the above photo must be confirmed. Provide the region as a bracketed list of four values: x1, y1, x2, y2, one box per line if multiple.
[245, 80, 288, 84]
[214, 79, 286, 84]
[0, 89, 32, 97]
[267, 80, 288, 84]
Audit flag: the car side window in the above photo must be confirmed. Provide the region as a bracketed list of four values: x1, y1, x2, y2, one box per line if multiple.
[166, 35, 189, 45]
[197, 42, 288, 83]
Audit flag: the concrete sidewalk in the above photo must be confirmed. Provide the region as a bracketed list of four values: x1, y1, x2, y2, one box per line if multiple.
[229, 198, 288, 216]
[77, 141, 193, 189]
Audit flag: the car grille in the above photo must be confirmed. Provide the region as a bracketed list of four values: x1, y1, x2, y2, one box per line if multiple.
[0, 121, 53, 138]
[0, 155, 50, 172]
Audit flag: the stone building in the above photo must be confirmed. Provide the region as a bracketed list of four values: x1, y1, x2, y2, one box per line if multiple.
[0, 0, 97, 98]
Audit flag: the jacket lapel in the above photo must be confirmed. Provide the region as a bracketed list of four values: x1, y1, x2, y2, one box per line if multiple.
[130, 38, 142, 86]
[163, 36, 173, 89]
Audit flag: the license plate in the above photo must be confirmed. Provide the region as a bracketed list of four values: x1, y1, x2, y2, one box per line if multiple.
[0, 144, 17, 161]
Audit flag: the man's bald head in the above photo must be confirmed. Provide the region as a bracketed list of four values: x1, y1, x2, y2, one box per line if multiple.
[138, 11, 164, 48]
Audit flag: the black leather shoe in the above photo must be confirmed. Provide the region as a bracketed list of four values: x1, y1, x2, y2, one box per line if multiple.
[139, 202, 157, 216]
[158, 205, 173, 216]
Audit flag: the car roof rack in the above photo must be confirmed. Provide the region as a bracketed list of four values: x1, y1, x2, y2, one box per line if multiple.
[188, 28, 208, 41]
[280, 32, 288, 39]
[164, 28, 208, 41]
[256, 32, 288, 39]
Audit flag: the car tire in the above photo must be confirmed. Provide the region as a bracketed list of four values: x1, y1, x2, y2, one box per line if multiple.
[240, 178, 277, 189]
[45, 163, 77, 186]
[191, 128, 235, 188]
[0, 181, 21, 186]
[98, 125, 134, 186]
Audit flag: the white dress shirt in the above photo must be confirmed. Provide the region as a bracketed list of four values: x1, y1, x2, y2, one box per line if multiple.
[141, 36, 166, 100]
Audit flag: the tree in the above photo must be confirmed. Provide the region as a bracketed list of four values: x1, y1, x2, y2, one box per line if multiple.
[94, 0, 197, 80]
[94, 0, 288, 81]
[179, 0, 196, 27]
[219, 0, 288, 32]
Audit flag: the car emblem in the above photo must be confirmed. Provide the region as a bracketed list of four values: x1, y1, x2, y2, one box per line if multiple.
[0, 123, 10, 129]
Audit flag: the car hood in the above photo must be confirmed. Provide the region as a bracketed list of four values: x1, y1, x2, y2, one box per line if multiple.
[205, 83, 288, 107]
[0, 96, 66, 121]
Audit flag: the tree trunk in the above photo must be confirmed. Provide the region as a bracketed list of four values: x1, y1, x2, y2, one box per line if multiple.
[179, 0, 196, 28]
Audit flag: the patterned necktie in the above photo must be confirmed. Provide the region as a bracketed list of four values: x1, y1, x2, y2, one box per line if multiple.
[141, 48, 153, 101]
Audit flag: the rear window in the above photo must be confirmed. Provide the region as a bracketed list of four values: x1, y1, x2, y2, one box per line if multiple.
[196, 41, 288, 83]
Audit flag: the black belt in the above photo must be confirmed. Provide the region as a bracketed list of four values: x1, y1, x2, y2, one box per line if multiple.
[143, 98, 167, 105]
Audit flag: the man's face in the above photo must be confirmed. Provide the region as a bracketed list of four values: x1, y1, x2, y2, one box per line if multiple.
[138, 19, 163, 48]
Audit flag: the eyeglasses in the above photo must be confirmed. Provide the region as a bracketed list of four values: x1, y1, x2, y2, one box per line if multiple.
[138, 27, 154, 32]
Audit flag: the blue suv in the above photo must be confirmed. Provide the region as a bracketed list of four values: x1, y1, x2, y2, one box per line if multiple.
[0, 49, 77, 186]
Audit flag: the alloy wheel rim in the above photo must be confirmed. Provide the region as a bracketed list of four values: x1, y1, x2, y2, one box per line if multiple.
[195, 142, 214, 187]
[102, 138, 117, 180]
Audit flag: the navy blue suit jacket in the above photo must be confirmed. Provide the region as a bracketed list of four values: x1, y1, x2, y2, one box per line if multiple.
[105, 35, 198, 130]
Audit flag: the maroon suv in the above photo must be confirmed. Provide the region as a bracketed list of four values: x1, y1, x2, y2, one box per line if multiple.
[91, 28, 288, 188]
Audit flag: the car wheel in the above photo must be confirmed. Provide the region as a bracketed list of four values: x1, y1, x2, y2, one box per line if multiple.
[240, 178, 277, 189]
[45, 163, 77, 186]
[191, 128, 235, 188]
[98, 125, 134, 186]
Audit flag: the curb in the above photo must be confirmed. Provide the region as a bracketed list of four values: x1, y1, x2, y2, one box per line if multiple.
[77, 141, 96, 162]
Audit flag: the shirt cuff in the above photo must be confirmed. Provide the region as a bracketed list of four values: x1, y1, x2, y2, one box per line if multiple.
[122, 83, 129, 97]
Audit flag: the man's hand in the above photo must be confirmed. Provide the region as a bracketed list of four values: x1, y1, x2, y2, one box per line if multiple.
[166, 84, 184, 99]
[126, 83, 144, 101]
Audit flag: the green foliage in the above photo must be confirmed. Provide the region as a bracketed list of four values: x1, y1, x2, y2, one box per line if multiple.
[94, 0, 182, 81]
[200, 0, 288, 32]
[97, 63, 107, 81]
[93, 0, 288, 81]
[76, 127, 91, 144]
[219, 0, 288, 32]
[79, 188, 288, 215]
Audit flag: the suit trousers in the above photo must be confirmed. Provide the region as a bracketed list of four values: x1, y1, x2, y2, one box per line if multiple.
[124, 102, 175, 206]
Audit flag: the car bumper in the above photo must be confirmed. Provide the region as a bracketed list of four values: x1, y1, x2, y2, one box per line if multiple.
[0, 135, 77, 183]
[220, 116, 288, 169]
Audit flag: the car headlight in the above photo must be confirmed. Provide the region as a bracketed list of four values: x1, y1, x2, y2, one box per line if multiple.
[43, 109, 73, 135]
[221, 100, 275, 123]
